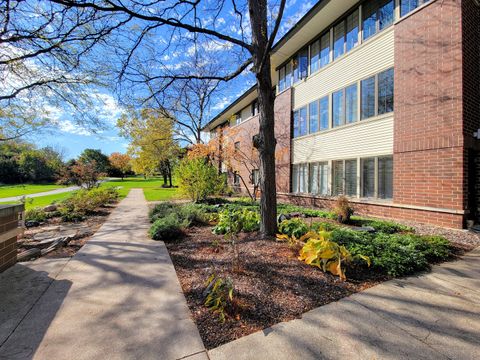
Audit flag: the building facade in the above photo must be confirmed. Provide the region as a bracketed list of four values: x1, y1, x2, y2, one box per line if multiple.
[202, 0, 480, 229]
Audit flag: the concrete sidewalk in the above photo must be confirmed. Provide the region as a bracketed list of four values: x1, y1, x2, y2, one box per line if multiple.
[0, 186, 80, 203]
[0, 189, 206, 360]
[209, 248, 480, 360]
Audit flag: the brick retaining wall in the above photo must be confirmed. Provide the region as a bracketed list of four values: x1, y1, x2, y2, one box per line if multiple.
[0, 204, 24, 272]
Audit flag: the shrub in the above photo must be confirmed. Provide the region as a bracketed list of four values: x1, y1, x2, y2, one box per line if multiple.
[25, 208, 48, 223]
[331, 228, 451, 276]
[212, 208, 260, 235]
[176, 158, 226, 202]
[277, 204, 335, 219]
[149, 202, 178, 222]
[333, 196, 354, 224]
[311, 221, 340, 232]
[178, 203, 209, 227]
[58, 187, 119, 221]
[350, 217, 414, 234]
[204, 274, 235, 323]
[149, 213, 184, 240]
[298, 231, 370, 280]
[278, 218, 309, 238]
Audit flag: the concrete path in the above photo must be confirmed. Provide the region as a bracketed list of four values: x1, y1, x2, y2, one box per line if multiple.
[0, 189, 206, 360]
[209, 248, 480, 360]
[0, 186, 80, 203]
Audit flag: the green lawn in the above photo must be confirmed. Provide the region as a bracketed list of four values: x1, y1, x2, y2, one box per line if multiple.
[102, 177, 180, 201]
[0, 183, 66, 198]
[0, 177, 179, 210]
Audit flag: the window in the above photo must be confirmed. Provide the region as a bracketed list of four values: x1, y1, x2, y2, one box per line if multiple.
[362, 0, 394, 41]
[333, 21, 345, 60]
[345, 159, 357, 196]
[234, 141, 240, 151]
[378, 68, 394, 115]
[319, 96, 329, 130]
[332, 90, 344, 127]
[251, 169, 260, 186]
[293, 49, 308, 83]
[346, 10, 359, 52]
[332, 161, 344, 196]
[401, 0, 430, 17]
[361, 76, 376, 120]
[233, 172, 240, 186]
[378, 156, 393, 199]
[293, 107, 307, 137]
[309, 101, 319, 134]
[278, 62, 292, 92]
[320, 32, 330, 68]
[233, 113, 241, 126]
[309, 162, 329, 195]
[251, 100, 258, 117]
[345, 84, 358, 124]
[310, 40, 320, 74]
[361, 158, 375, 197]
[292, 164, 308, 193]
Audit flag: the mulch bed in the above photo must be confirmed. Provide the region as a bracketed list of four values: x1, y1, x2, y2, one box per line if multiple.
[165, 227, 388, 349]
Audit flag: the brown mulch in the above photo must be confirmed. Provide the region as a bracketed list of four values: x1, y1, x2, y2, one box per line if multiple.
[165, 227, 388, 350]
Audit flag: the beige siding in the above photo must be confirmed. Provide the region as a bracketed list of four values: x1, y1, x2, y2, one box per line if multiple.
[240, 105, 251, 122]
[292, 116, 393, 163]
[292, 28, 394, 109]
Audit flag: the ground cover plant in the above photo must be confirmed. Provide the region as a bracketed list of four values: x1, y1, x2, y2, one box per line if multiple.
[156, 197, 458, 349]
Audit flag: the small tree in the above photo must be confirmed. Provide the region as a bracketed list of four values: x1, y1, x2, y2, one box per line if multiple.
[67, 161, 104, 189]
[109, 152, 131, 180]
[176, 158, 225, 202]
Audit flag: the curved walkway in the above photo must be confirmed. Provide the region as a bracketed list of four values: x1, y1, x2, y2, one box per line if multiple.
[209, 248, 480, 360]
[0, 189, 206, 360]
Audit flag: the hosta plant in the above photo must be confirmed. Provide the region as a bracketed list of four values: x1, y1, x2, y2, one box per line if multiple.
[298, 231, 370, 280]
[204, 274, 234, 323]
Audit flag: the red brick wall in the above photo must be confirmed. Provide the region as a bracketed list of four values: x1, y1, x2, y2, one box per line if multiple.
[225, 88, 292, 194]
[393, 0, 471, 224]
[0, 208, 23, 272]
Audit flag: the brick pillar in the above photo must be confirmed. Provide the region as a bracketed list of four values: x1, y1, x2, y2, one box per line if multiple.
[0, 204, 24, 272]
[274, 88, 292, 193]
[393, 0, 470, 227]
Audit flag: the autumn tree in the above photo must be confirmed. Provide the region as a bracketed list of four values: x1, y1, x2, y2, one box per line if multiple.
[48, 0, 286, 237]
[118, 108, 179, 186]
[109, 152, 132, 180]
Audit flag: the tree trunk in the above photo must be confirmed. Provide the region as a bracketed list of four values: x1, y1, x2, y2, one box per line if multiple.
[167, 160, 173, 187]
[248, 0, 278, 237]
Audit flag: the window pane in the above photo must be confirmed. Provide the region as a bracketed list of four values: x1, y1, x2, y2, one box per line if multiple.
[332, 90, 344, 127]
[362, 158, 375, 197]
[378, 68, 394, 115]
[345, 159, 357, 196]
[285, 62, 292, 88]
[310, 40, 320, 74]
[299, 107, 307, 136]
[345, 84, 358, 124]
[309, 163, 319, 194]
[294, 49, 308, 82]
[320, 32, 330, 68]
[309, 101, 319, 133]
[363, 0, 377, 41]
[279, 67, 285, 92]
[298, 164, 308, 193]
[332, 161, 344, 196]
[379, 0, 394, 30]
[378, 156, 393, 199]
[400, 0, 429, 17]
[361, 76, 376, 119]
[346, 10, 359, 52]
[333, 21, 345, 60]
[293, 110, 300, 137]
[319, 163, 329, 195]
[319, 96, 329, 130]
[292, 165, 298, 193]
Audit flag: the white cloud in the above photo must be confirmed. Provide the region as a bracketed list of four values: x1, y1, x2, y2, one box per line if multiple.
[212, 96, 233, 111]
[59, 120, 91, 136]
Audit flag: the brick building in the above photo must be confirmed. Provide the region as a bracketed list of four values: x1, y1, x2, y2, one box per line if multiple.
[202, 0, 480, 229]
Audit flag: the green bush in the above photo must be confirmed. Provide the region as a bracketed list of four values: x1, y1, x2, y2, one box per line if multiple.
[311, 221, 340, 232]
[58, 187, 119, 221]
[149, 202, 178, 222]
[149, 213, 184, 240]
[212, 208, 260, 235]
[178, 203, 209, 227]
[176, 158, 226, 202]
[277, 204, 335, 219]
[331, 228, 451, 276]
[278, 218, 309, 238]
[350, 217, 414, 234]
[25, 207, 48, 222]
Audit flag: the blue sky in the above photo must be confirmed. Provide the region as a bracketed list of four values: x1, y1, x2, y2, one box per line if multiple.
[33, 0, 314, 159]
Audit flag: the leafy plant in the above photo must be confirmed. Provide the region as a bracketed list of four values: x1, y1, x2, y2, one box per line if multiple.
[333, 196, 354, 224]
[278, 218, 309, 238]
[298, 231, 370, 280]
[350, 216, 414, 234]
[212, 208, 260, 235]
[311, 221, 340, 232]
[149, 213, 184, 240]
[58, 187, 119, 221]
[204, 274, 234, 323]
[25, 207, 48, 222]
[149, 202, 178, 222]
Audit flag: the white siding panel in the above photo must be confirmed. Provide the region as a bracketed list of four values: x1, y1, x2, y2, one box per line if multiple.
[293, 28, 394, 109]
[292, 116, 394, 163]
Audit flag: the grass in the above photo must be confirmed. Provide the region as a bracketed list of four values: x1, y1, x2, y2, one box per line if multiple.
[0, 183, 66, 198]
[0, 176, 180, 210]
[101, 177, 180, 201]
